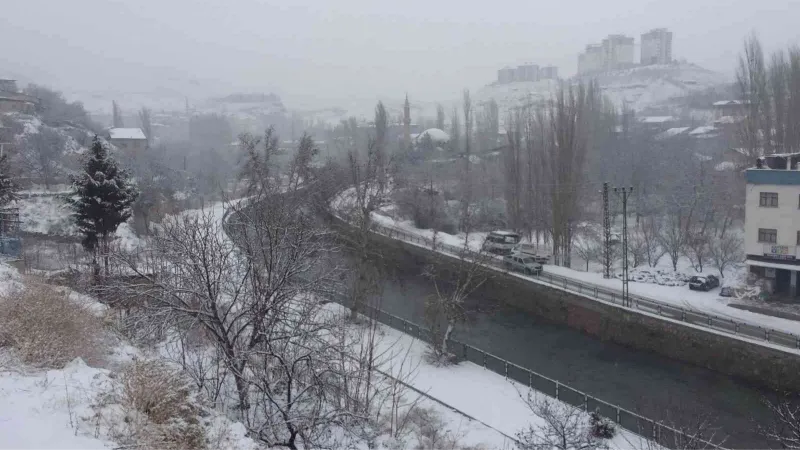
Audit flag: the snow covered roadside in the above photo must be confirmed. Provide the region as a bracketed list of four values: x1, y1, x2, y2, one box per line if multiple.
[542, 265, 800, 336]
[334, 191, 800, 340]
[338, 304, 652, 450]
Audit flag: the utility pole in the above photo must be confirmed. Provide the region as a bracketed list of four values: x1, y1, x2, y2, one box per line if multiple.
[614, 186, 633, 307]
[602, 182, 611, 279]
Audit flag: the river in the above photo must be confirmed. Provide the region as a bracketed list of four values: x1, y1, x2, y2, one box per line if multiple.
[366, 266, 777, 448]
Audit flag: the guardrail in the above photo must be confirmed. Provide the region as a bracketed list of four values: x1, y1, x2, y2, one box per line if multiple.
[363, 304, 726, 449]
[365, 219, 800, 353]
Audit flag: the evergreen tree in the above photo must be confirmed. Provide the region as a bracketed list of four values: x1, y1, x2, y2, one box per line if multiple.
[69, 136, 138, 276]
[0, 153, 18, 206]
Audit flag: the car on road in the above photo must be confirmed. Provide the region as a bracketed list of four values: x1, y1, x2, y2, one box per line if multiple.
[511, 243, 550, 264]
[482, 231, 521, 255]
[688, 275, 720, 291]
[503, 254, 543, 276]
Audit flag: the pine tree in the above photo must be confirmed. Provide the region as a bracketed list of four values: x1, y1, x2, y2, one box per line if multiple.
[69, 136, 138, 277]
[0, 153, 18, 206]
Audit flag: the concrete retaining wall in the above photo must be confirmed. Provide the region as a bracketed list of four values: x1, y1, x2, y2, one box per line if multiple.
[332, 217, 800, 392]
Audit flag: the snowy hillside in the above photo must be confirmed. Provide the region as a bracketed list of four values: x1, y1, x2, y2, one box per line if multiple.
[2, 112, 95, 186]
[582, 63, 732, 111]
[476, 63, 731, 115]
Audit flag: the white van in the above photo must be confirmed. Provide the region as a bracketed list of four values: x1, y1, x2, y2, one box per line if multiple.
[481, 231, 521, 254]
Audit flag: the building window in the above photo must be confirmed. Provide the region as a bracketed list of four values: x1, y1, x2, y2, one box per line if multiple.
[797, 230, 800, 245]
[758, 228, 777, 243]
[760, 192, 778, 207]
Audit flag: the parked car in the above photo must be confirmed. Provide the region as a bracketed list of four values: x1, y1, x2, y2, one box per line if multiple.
[503, 254, 543, 275]
[719, 286, 735, 297]
[511, 244, 550, 264]
[482, 231, 521, 255]
[688, 275, 720, 291]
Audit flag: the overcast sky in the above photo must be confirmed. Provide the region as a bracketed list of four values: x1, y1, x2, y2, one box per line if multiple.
[2, 0, 799, 109]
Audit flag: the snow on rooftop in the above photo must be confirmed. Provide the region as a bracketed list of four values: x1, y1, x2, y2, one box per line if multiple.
[639, 116, 676, 124]
[715, 161, 736, 171]
[416, 128, 450, 143]
[712, 100, 745, 106]
[689, 126, 717, 136]
[108, 127, 146, 140]
[714, 115, 741, 124]
[656, 126, 690, 139]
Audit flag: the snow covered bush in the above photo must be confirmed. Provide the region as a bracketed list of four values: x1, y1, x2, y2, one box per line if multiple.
[515, 394, 604, 450]
[589, 411, 616, 440]
[0, 281, 106, 367]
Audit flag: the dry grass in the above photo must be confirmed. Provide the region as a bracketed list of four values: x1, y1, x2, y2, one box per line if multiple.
[0, 280, 106, 368]
[119, 359, 207, 450]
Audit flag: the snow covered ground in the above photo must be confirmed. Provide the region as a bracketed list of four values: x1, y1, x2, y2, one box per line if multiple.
[17, 195, 77, 236]
[330, 302, 654, 450]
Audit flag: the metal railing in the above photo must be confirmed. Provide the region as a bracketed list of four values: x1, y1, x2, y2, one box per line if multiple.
[362, 304, 726, 449]
[366, 220, 800, 353]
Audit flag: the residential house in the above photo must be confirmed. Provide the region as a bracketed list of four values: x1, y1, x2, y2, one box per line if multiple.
[744, 152, 800, 299]
[109, 127, 148, 151]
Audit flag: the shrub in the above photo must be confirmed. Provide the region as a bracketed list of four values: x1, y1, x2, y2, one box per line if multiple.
[589, 410, 616, 439]
[0, 281, 105, 367]
[120, 359, 206, 450]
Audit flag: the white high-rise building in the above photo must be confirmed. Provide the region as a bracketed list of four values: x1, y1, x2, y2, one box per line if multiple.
[601, 34, 634, 71]
[578, 44, 604, 74]
[641, 28, 673, 65]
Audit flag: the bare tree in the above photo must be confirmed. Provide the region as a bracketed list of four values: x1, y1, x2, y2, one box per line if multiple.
[112, 100, 124, 128]
[239, 127, 280, 194]
[436, 104, 446, 130]
[460, 89, 474, 231]
[423, 237, 491, 361]
[22, 127, 62, 189]
[759, 392, 800, 449]
[542, 82, 608, 267]
[638, 216, 664, 268]
[516, 393, 604, 450]
[737, 34, 771, 157]
[449, 106, 461, 154]
[138, 107, 152, 147]
[708, 232, 743, 278]
[344, 102, 395, 320]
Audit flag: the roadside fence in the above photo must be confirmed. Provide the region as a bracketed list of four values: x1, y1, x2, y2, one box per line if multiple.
[363, 303, 726, 450]
[369, 221, 800, 353]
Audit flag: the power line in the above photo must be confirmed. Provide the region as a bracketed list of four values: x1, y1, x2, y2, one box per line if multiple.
[613, 186, 634, 307]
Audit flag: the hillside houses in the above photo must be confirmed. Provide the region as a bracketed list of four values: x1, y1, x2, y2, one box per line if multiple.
[0, 79, 38, 114]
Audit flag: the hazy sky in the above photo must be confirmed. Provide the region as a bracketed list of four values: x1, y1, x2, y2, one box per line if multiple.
[2, 0, 799, 109]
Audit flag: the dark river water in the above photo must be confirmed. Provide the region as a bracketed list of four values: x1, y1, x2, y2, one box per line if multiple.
[365, 266, 777, 449]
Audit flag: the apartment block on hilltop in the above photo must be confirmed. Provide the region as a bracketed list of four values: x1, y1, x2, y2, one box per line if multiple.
[602, 34, 635, 71]
[497, 62, 554, 84]
[577, 34, 635, 74]
[641, 28, 673, 65]
[745, 152, 800, 299]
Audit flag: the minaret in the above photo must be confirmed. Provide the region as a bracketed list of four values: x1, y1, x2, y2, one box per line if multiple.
[403, 93, 411, 147]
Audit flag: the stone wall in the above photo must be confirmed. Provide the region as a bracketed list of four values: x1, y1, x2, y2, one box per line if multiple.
[331, 217, 800, 392]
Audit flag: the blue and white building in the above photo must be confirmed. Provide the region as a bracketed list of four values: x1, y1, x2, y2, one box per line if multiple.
[745, 152, 800, 298]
